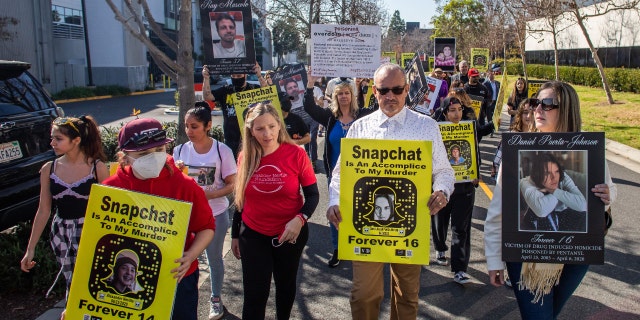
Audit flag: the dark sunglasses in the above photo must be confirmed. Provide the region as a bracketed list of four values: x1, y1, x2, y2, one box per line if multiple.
[53, 117, 80, 133]
[121, 129, 167, 149]
[530, 98, 559, 111]
[375, 86, 405, 95]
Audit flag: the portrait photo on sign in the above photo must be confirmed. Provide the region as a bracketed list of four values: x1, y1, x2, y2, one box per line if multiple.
[279, 76, 305, 101]
[405, 56, 428, 108]
[352, 177, 417, 235]
[433, 38, 456, 70]
[446, 142, 470, 167]
[518, 150, 588, 233]
[209, 11, 246, 59]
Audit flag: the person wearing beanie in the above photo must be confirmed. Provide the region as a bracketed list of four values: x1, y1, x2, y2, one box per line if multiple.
[107, 250, 142, 294]
[103, 118, 214, 320]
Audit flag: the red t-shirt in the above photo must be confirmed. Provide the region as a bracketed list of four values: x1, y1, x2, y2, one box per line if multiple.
[242, 143, 317, 236]
[103, 155, 215, 277]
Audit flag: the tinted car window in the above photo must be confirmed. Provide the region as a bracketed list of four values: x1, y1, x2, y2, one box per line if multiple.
[0, 73, 55, 116]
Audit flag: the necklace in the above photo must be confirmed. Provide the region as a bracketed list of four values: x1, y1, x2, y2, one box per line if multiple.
[339, 119, 355, 136]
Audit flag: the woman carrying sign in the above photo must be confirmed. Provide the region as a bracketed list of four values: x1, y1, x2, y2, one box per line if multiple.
[485, 81, 617, 319]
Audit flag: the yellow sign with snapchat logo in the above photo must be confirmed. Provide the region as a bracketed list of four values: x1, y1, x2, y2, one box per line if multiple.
[232, 85, 284, 137]
[338, 139, 433, 264]
[439, 121, 479, 182]
[66, 184, 192, 320]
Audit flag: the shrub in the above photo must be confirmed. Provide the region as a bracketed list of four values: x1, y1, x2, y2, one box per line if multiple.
[52, 85, 131, 100]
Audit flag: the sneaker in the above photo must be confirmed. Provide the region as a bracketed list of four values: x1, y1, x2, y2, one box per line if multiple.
[454, 271, 471, 284]
[435, 251, 448, 266]
[209, 296, 224, 320]
[328, 249, 340, 268]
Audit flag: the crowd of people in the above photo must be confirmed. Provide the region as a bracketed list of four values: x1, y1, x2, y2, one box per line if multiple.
[18, 54, 617, 320]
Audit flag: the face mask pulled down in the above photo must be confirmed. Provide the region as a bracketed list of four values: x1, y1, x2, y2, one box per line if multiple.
[129, 152, 166, 179]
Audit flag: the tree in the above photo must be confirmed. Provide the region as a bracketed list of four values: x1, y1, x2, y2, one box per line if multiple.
[105, 0, 194, 143]
[272, 17, 303, 66]
[431, 0, 486, 61]
[388, 10, 406, 36]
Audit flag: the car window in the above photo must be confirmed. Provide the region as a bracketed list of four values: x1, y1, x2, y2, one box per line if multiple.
[0, 73, 53, 116]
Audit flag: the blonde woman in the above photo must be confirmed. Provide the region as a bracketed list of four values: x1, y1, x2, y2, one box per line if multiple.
[231, 103, 319, 320]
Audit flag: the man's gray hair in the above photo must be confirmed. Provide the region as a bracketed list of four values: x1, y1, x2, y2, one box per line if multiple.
[373, 63, 406, 85]
[459, 60, 469, 68]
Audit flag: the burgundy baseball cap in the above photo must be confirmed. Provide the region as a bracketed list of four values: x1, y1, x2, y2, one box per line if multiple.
[468, 68, 480, 77]
[118, 118, 173, 152]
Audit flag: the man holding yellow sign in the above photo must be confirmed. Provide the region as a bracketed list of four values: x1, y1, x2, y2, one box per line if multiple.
[326, 64, 454, 320]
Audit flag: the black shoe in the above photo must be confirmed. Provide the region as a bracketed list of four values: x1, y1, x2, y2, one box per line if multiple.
[328, 249, 340, 268]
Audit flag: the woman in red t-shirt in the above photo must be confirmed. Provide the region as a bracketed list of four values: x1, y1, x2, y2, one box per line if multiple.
[231, 103, 319, 320]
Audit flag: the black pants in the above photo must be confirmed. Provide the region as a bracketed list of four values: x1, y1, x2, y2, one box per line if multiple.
[431, 186, 475, 273]
[239, 222, 309, 320]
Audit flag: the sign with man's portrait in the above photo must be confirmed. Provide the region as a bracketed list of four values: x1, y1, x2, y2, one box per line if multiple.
[338, 138, 433, 264]
[200, 0, 256, 74]
[501, 132, 606, 265]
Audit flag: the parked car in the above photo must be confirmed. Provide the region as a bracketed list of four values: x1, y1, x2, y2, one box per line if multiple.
[0, 60, 65, 231]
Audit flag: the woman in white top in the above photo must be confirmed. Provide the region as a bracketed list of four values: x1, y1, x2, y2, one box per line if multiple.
[174, 102, 237, 320]
[484, 81, 616, 319]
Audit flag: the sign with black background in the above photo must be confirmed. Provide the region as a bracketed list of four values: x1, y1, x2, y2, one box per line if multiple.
[501, 132, 606, 265]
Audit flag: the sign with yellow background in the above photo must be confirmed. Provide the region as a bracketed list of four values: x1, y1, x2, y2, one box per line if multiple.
[66, 184, 192, 320]
[338, 138, 433, 264]
[232, 85, 284, 136]
[493, 70, 508, 131]
[382, 51, 397, 64]
[439, 121, 479, 182]
[401, 52, 415, 68]
[470, 48, 490, 70]
[528, 80, 546, 98]
[468, 94, 483, 119]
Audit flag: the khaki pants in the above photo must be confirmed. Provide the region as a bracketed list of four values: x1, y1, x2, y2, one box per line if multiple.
[350, 261, 422, 320]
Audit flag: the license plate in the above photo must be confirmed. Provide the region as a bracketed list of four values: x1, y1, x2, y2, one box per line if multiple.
[0, 141, 23, 163]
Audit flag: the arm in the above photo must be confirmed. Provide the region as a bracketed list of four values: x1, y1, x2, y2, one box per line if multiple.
[293, 133, 311, 145]
[430, 121, 456, 202]
[520, 177, 558, 217]
[21, 162, 53, 272]
[327, 155, 342, 229]
[204, 173, 236, 199]
[95, 161, 110, 183]
[201, 66, 214, 101]
[485, 164, 505, 286]
[254, 62, 268, 87]
[172, 229, 214, 282]
[553, 173, 587, 212]
[591, 161, 617, 209]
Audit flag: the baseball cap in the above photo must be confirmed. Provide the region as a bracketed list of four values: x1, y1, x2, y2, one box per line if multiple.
[118, 118, 174, 152]
[468, 68, 480, 77]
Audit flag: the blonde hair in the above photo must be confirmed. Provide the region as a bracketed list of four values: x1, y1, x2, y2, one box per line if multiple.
[234, 103, 293, 209]
[447, 88, 472, 108]
[330, 82, 359, 118]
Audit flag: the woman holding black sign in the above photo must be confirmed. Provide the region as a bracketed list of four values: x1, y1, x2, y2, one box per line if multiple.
[484, 81, 617, 319]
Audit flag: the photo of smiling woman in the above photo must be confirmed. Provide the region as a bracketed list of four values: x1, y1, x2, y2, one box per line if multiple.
[519, 152, 587, 232]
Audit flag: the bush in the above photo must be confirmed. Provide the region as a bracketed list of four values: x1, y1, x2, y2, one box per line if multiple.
[52, 85, 131, 100]
[94, 85, 131, 97]
[0, 223, 64, 294]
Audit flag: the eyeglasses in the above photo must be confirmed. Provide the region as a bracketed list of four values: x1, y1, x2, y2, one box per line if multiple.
[375, 86, 405, 95]
[121, 129, 167, 149]
[530, 98, 559, 111]
[53, 117, 80, 134]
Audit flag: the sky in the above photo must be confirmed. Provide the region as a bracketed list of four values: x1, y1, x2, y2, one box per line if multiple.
[383, 0, 439, 29]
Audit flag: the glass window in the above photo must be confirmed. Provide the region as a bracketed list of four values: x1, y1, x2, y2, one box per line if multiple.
[52, 5, 83, 26]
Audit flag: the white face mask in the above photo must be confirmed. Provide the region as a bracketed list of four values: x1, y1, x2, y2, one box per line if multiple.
[129, 152, 166, 179]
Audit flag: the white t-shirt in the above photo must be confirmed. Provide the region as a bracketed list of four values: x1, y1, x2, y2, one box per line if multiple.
[173, 138, 237, 216]
[212, 39, 246, 58]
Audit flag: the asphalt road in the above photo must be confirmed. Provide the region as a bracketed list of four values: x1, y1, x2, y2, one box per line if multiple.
[54, 92, 640, 319]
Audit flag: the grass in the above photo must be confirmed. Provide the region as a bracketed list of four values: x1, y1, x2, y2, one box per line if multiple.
[504, 75, 640, 149]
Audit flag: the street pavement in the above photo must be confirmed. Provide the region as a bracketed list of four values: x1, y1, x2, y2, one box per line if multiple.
[37, 92, 640, 319]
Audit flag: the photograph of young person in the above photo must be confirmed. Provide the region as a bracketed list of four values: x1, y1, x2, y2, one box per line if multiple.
[371, 191, 396, 222]
[519, 152, 587, 232]
[449, 145, 466, 165]
[434, 45, 456, 67]
[211, 12, 246, 59]
[104, 249, 143, 294]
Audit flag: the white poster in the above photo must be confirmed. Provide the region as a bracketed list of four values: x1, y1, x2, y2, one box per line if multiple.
[414, 76, 442, 116]
[310, 24, 381, 78]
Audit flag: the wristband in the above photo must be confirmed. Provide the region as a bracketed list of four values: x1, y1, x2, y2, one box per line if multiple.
[296, 214, 307, 225]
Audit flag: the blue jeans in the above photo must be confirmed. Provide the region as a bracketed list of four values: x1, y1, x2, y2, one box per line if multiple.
[506, 262, 589, 320]
[171, 269, 199, 320]
[206, 209, 230, 299]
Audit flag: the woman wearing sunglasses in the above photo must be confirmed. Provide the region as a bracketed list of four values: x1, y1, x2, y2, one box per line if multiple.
[485, 81, 617, 319]
[231, 103, 319, 319]
[103, 118, 215, 320]
[21, 116, 109, 304]
[304, 68, 373, 267]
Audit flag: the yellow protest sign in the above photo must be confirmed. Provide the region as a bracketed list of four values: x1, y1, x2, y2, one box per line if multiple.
[382, 51, 397, 64]
[528, 80, 546, 98]
[338, 139, 433, 265]
[468, 94, 483, 119]
[363, 81, 375, 109]
[232, 85, 283, 136]
[493, 70, 509, 131]
[439, 121, 479, 182]
[470, 48, 490, 70]
[401, 53, 415, 68]
[66, 184, 192, 320]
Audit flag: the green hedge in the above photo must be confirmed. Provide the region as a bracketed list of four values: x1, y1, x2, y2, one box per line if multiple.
[498, 59, 640, 93]
[52, 85, 132, 100]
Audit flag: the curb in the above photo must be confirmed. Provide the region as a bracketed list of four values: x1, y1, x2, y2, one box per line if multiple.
[54, 88, 176, 104]
[605, 138, 640, 174]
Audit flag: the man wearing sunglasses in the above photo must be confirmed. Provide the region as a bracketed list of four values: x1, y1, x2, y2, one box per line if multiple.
[326, 63, 455, 319]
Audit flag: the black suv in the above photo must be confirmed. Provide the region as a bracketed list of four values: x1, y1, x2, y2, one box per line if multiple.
[0, 60, 64, 231]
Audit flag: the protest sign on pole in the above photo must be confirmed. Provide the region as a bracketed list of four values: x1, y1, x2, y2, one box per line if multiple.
[66, 185, 192, 320]
[200, 0, 256, 74]
[492, 70, 509, 131]
[413, 76, 442, 116]
[528, 80, 547, 98]
[501, 132, 606, 264]
[433, 38, 456, 72]
[382, 51, 396, 64]
[310, 24, 381, 78]
[337, 138, 433, 265]
[468, 94, 484, 119]
[401, 53, 415, 69]
[470, 48, 490, 71]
